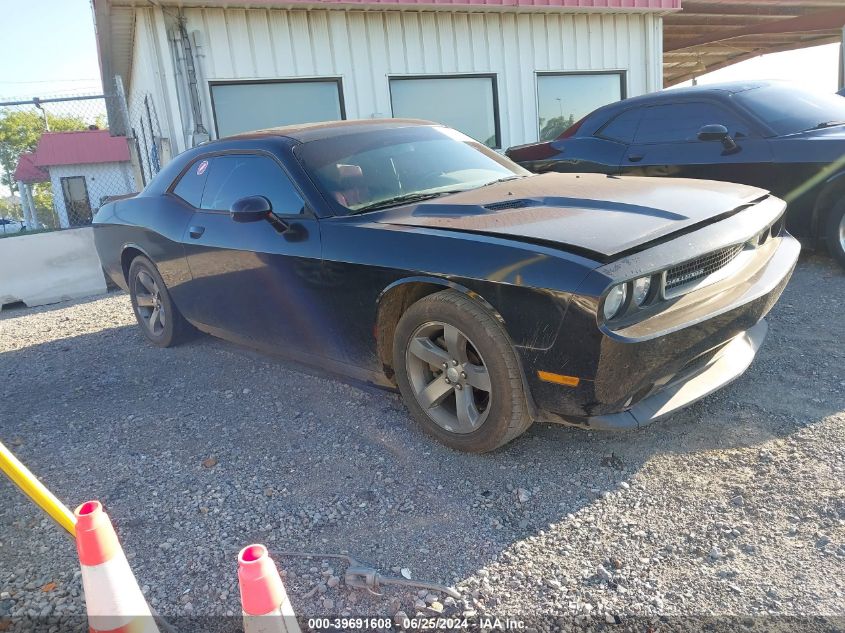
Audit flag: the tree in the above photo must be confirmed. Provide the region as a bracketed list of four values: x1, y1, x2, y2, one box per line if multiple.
[539, 113, 576, 142]
[0, 109, 89, 193]
[0, 197, 21, 220]
[32, 182, 58, 228]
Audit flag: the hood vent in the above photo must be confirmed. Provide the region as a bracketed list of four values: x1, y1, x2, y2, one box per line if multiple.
[484, 199, 533, 211]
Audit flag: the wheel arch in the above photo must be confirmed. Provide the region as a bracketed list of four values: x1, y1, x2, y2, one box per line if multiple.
[812, 170, 845, 243]
[374, 276, 506, 382]
[120, 243, 153, 285]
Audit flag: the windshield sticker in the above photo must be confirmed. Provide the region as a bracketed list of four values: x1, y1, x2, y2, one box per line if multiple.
[196, 159, 209, 176]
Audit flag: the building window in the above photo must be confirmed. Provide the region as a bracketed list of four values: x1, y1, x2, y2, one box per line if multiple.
[389, 75, 501, 149]
[210, 79, 345, 138]
[536, 72, 626, 141]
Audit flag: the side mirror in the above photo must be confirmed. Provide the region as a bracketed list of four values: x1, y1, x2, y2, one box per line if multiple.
[230, 195, 272, 222]
[697, 124, 738, 152]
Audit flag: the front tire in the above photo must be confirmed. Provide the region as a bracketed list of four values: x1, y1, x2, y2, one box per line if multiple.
[826, 199, 845, 269]
[128, 255, 194, 348]
[393, 290, 532, 453]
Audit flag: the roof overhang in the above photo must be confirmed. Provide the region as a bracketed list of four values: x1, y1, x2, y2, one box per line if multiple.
[664, 1, 845, 86]
[92, 0, 681, 102]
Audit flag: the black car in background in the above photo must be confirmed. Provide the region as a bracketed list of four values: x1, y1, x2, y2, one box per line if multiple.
[507, 81, 845, 269]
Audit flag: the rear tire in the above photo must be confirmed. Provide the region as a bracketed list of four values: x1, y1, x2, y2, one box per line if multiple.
[392, 290, 532, 453]
[826, 199, 845, 269]
[128, 255, 194, 348]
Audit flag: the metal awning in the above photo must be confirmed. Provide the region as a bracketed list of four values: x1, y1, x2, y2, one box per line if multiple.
[664, 1, 845, 87]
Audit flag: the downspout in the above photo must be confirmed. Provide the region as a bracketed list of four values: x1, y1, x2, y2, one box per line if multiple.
[176, 15, 209, 146]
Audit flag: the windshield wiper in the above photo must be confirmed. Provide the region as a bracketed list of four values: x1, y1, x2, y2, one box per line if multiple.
[808, 120, 845, 130]
[479, 175, 522, 187]
[348, 190, 465, 214]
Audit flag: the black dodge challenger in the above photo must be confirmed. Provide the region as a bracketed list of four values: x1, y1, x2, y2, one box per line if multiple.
[507, 81, 845, 269]
[93, 120, 799, 452]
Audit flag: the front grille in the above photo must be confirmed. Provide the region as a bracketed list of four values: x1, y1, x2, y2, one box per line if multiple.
[665, 244, 744, 293]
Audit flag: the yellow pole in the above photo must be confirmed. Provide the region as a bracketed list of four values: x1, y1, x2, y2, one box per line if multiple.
[0, 440, 76, 537]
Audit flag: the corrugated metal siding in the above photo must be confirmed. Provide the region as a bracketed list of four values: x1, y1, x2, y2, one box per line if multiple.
[180, 7, 661, 148]
[176, 0, 680, 8]
[128, 8, 182, 181]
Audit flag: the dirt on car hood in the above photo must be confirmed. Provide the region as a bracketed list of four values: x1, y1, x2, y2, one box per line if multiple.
[376, 172, 770, 260]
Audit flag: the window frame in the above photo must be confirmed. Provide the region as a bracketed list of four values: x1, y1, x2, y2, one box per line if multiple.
[387, 73, 502, 150]
[167, 149, 312, 219]
[535, 70, 627, 142]
[208, 78, 347, 140]
[595, 106, 644, 145]
[60, 175, 92, 224]
[628, 99, 755, 146]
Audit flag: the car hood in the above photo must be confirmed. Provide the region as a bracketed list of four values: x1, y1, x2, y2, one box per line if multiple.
[375, 173, 769, 260]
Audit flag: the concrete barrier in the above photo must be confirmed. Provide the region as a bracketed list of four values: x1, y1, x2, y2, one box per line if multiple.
[0, 227, 107, 311]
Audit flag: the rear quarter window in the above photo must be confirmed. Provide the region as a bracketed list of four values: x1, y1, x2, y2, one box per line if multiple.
[597, 108, 643, 143]
[172, 158, 211, 207]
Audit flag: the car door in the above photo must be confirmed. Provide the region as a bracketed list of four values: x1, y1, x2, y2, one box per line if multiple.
[177, 152, 326, 356]
[619, 101, 773, 188]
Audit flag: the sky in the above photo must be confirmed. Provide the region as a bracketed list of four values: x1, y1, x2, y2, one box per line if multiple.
[0, 0, 102, 101]
[0, 0, 840, 99]
[675, 42, 842, 93]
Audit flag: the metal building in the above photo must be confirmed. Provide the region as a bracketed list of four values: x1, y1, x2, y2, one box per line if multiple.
[92, 0, 678, 166]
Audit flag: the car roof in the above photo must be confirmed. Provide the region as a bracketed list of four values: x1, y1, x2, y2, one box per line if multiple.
[225, 118, 438, 143]
[614, 80, 772, 109]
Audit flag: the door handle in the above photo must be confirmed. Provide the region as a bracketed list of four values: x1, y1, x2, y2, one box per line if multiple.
[189, 225, 205, 239]
[627, 154, 644, 163]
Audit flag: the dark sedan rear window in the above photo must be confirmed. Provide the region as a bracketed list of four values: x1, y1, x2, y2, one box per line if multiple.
[734, 85, 845, 136]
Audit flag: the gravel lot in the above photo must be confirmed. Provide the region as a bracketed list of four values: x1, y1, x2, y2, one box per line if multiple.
[1, 254, 843, 631]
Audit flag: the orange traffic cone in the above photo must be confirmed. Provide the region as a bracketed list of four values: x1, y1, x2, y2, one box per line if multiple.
[74, 500, 160, 633]
[238, 544, 301, 633]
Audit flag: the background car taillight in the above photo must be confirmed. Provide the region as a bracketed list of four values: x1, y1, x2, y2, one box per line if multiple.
[506, 142, 559, 162]
[555, 115, 588, 140]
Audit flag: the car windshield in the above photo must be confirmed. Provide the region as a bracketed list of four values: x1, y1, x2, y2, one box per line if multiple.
[734, 84, 845, 136]
[294, 125, 528, 214]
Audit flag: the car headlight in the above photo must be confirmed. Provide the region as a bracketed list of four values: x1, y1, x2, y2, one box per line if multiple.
[632, 276, 651, 306]
[603, 283, 628, 321]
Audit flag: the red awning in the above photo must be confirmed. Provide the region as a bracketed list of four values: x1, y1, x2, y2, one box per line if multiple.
[32, 129, 131, 167]
[13, 152, 49, 184]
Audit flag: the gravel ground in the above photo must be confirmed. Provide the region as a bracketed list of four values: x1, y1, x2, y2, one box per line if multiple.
[1, 253, 843, 631]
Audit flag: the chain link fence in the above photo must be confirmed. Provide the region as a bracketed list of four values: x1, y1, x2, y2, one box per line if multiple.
[0, 77, 161, 235]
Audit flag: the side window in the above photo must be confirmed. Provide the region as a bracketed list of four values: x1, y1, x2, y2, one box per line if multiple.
[172, 158, 211, 207]
[634, 103, 747, 144]
[597, 108, 643, 144]
[200, 154, 305, 214]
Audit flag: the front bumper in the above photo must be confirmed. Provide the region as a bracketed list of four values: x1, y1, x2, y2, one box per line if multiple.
[522, 229, 799, 428]
[578, 318, 767, 430]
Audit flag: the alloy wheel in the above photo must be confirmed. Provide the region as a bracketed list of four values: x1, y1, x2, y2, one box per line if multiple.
[133, 269, 166, 336]
[405, 321, 492, 434]
[839, 213, 845, 253]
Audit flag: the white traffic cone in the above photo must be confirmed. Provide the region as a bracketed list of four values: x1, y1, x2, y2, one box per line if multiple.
[238, 544, 301, 633]
[74, 500, 160, 633]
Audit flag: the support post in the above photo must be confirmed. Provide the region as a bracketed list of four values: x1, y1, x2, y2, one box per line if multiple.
[17, 180, 34, 229]
[840, 26, 845, 90]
